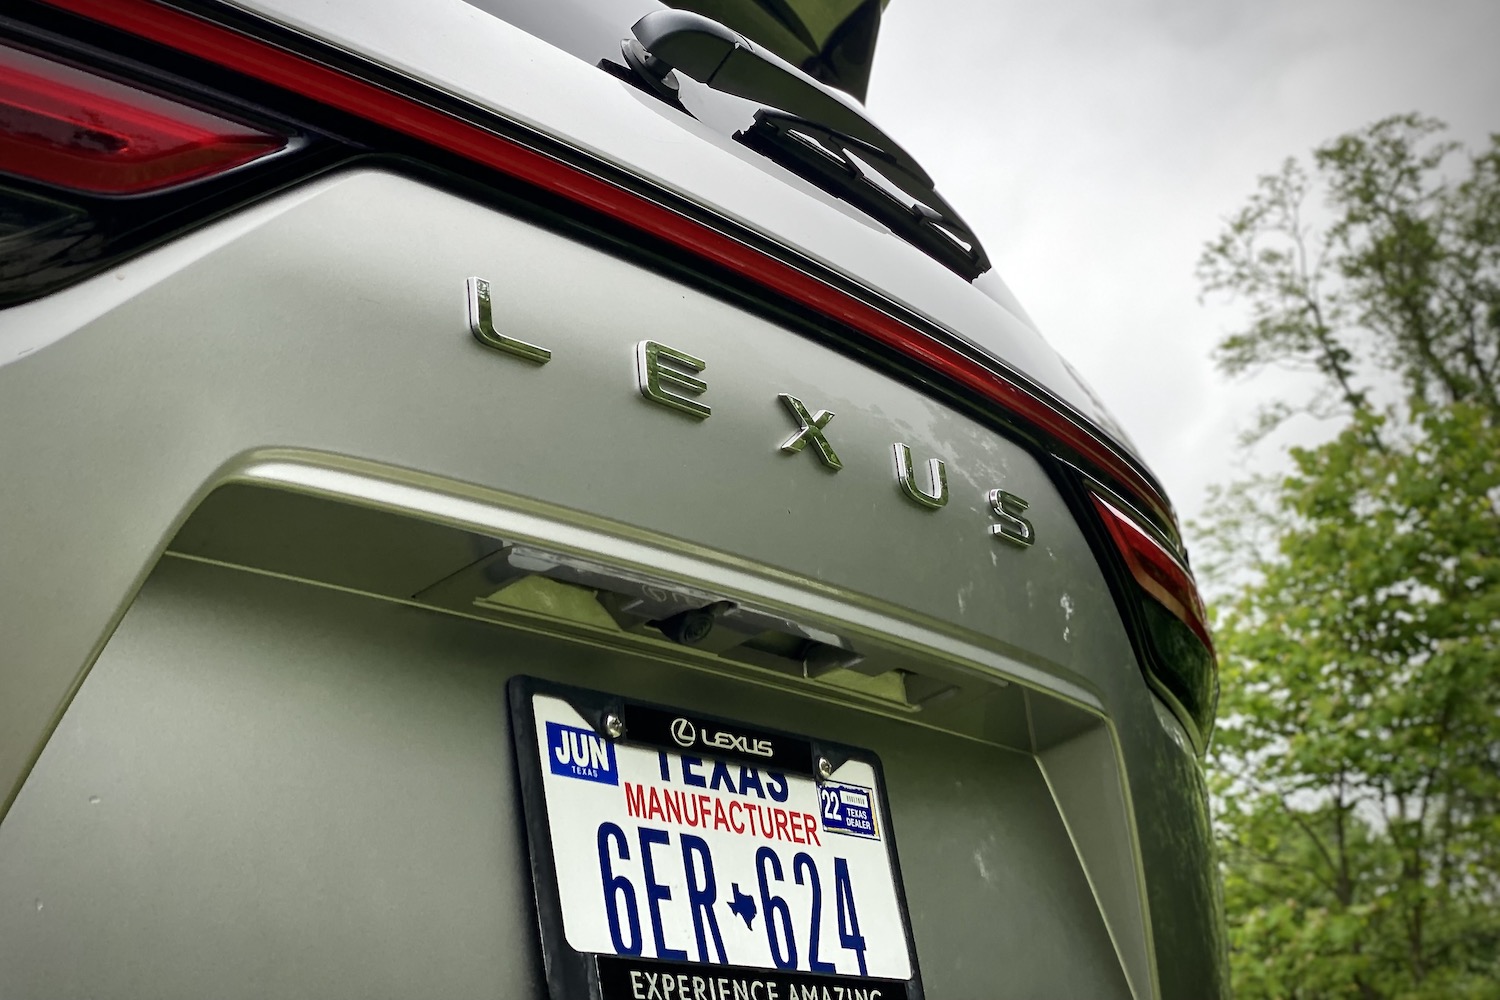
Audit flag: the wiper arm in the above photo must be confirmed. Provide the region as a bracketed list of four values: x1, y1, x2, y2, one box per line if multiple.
[625, 9, 990, 280]
[736, 110, 991, 280]
[629, 10, 928, 187]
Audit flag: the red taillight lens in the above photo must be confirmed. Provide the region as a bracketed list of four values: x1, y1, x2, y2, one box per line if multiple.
[0, 41, 284, 193]
[1092, 493, 1213, 653]
[1093, 492, 1218, 743]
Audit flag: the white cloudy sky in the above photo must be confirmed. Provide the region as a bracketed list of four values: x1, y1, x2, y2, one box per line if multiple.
[867, 0, 1500, 540]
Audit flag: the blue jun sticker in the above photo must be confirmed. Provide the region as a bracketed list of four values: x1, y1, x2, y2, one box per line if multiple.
[818, 780, 879, 839]
[546, 721, 619, 785]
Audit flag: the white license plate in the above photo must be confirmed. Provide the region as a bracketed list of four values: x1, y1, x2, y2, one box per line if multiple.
[512, 680, 922, 1000]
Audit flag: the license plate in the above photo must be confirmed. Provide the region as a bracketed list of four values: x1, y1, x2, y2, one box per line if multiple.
[510, 678, 924, 1000]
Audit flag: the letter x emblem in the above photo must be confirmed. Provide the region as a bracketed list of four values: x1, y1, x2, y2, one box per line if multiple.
[777, 393, 842, 470]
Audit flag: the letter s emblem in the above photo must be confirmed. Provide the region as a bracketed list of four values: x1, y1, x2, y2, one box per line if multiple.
[987, 489, 1035, 547]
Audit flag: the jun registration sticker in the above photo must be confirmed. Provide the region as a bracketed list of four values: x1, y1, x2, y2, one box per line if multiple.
[509, 678, 924, 1000]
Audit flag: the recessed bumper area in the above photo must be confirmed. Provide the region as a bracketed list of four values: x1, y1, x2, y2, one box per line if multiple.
[1, 483, 1139, 998]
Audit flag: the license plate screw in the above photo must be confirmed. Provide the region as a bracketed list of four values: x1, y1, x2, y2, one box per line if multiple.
[816, 755, 834, 781]
[603, 712, 625, 739]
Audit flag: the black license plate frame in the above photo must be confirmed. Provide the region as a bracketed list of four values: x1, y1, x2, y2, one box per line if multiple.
[508, 675, 925, 1000]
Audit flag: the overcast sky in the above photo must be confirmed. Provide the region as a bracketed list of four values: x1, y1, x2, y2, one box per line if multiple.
[867, 0, 1500, 542]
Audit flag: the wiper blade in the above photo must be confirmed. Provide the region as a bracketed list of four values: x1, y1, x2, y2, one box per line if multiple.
[625, 10, 990, 281]
[736, 110, 991, 280]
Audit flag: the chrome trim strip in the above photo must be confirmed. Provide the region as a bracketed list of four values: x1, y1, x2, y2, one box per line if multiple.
[230, 447, 1102, 712]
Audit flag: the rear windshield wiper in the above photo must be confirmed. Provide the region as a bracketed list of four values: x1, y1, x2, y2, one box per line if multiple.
[623, 10, 991, 281]
[735, 110, 990, 280]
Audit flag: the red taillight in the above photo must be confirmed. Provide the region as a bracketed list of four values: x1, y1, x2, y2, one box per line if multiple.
[1093, 491, 1218, 745]
[1092, 493, 1212, 654]
[0, 41, 284, 193]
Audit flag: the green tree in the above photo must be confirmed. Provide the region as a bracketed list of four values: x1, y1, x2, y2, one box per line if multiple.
[1197, 115, 1500, 999]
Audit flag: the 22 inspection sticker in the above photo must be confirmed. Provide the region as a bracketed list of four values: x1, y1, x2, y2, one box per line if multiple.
[508, 677, 924, 1000]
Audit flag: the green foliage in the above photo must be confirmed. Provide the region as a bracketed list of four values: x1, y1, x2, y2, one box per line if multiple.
[1198, 116, 1500, 999]
[1209, 406, 1500, 998]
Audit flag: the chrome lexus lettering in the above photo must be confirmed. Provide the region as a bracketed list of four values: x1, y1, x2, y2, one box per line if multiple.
[466, 276, 551, 363]
[988, 489, 1036, 547]
[461, 286, 1035, 544]
[892, 443, 948, 509]
[636, 340, 711, 418]
[777, 393, 842, 470]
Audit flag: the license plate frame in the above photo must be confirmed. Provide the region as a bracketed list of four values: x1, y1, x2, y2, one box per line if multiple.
[509, 676, 926, 1000]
